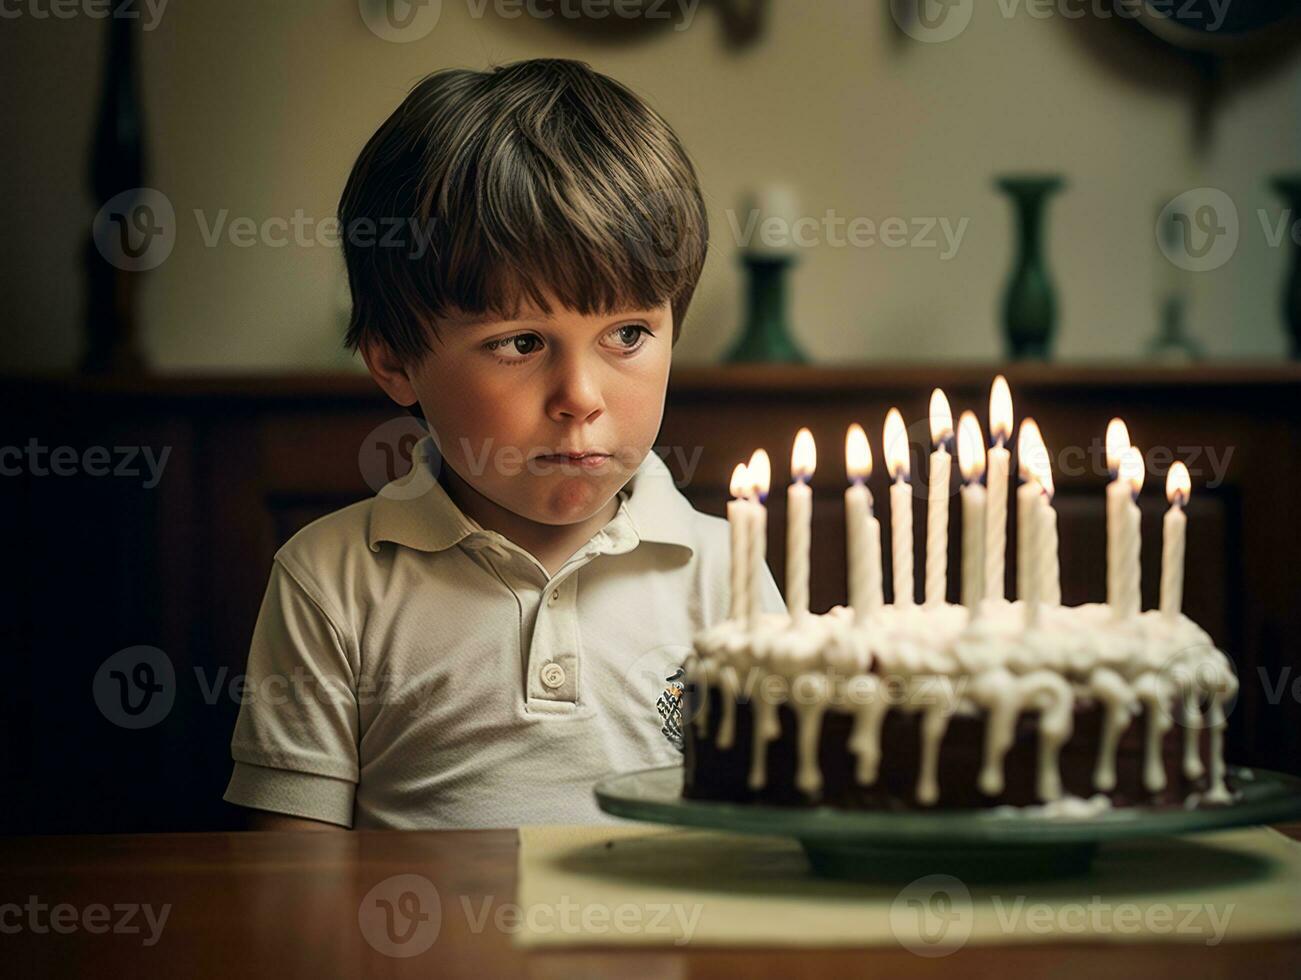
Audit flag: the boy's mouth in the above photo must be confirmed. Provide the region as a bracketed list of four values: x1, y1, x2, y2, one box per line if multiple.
[532, 450, 612, 469]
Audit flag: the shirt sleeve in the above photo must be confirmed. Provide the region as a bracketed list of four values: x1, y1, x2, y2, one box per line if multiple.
[222, 556, 360, 827]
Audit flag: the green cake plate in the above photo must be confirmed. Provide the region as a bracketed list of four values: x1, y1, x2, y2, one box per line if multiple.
[594, 765, 1301, 882]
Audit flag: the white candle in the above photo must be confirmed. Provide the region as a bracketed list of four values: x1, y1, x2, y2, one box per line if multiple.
[1161, 462, 1191, 621]
[1020, 419, 1042, 624]
[1026, 482, 1045, 627]
[925, 388, 953, 606]
[786, 428, 816, 623]
[884, 408, 914, 607]
[1039, 490, 1060, 607]
[1116, 445, 1145, 621]
[727, 463, 751, 623]
[957, 412, 986, 614]
[983, 376, 1013, 602]
[1016, 419, 1038, 602]
[1019, 419, 1058, 618]
[1016, 483, 1037, 600]
[740, 184, 801, 257]
[845, 424, 882, 624]
[1028, 489, 1060, 629]
[747, 449, 772, 630]
[1021, 419, 1061, 629]
[1105, 418, 1132, 611]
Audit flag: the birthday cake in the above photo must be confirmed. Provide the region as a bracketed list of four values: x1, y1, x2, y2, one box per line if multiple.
[683, 600, 1238, 811]
[681, 381, 1240, 813]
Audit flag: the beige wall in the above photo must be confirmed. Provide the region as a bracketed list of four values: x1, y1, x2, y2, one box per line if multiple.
[2, 0, 1298, 372]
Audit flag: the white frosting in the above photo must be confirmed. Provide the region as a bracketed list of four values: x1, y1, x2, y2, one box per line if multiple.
[992, 793, 1116, 820]
[689, 599, 1238, 808]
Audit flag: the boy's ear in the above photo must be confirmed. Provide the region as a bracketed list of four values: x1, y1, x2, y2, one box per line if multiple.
[360, 335, 420, 408]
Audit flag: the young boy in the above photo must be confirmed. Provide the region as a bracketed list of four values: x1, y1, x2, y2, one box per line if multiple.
[224, 58, 786, 830]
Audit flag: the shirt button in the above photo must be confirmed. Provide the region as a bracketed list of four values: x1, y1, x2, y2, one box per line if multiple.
[540, 662, 566, 689]
[548, 589, 560, 606]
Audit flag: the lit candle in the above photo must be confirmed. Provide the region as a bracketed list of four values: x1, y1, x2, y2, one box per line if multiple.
[747, 448, 772, 631]
[786, 428, 816, 623]
[727, 462, 751, 624]
[957, 411, 986, 614]
[1020, 419, 1045, 619]
[1015, 421, 1038, 602]
[1020, 419, 1060, 628]
[925, 389, 953, 606]
[983, 375, 1013, 602]
[1039, 463, 1060, 608]
[1105, 418, 1132, 611]
[884, 408, 914, 607]
[845, 423, 883, 624]
[1161, 461, 1191, 622]
[1116, 445, 1145, 621]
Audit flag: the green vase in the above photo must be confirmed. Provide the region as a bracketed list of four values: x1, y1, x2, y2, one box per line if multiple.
[997, 176, 1065, 360]
[725, 252, 808, 363]
[1270, 175, 1301, 359]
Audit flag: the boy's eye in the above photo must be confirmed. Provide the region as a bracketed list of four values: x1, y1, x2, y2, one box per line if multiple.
[612, 324, 650, 348]
[483, 333, 542, 358]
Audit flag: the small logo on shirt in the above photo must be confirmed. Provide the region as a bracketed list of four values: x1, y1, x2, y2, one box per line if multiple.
[656, 666, 687, 753]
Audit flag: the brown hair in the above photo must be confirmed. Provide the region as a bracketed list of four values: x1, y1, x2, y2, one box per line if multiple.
[338, 58, 709, 365]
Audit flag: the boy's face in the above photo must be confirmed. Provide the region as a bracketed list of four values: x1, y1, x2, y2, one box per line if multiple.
[399, 295, 673, 528]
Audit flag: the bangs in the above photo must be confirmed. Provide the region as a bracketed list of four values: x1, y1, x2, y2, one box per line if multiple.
[434, 164, 706, 328]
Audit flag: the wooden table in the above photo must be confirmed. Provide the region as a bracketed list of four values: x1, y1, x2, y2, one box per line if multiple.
[4, 824, 1300, 977]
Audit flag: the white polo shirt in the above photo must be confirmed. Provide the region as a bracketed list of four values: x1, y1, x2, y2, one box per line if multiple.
[223, 436, 786, 828]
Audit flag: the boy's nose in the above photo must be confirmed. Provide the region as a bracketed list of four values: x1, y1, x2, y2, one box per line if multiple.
[546, 361, 605, 422]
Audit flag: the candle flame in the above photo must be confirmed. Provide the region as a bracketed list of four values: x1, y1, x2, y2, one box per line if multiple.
[791, 427, 816, 481]
[957, 411, 985, 483]
[730, 462, 750, 499]
[1018, 418, 1051, 491]
[929, 388, 954, 446]
[748, 448, 772, 500]
[1119, 445, 1145, 497]
[845, 423, 872, 482]
[1016, 418, 1033, 479]
[1166, 460, 1191, 507]
[1106, 418, 1131, 474]
[1011, 417, 1056, 498]
[883, 408, 910, 481]
[989, 375, 1013, 445]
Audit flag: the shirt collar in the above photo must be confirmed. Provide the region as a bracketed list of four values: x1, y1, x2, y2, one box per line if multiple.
[367, 436, 696, 557]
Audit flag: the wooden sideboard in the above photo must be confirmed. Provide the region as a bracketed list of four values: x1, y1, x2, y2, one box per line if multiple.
[3, 365, 1298, 834]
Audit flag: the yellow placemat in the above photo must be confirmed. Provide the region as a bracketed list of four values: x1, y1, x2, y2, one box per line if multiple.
[514, 822, 1301, 949]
